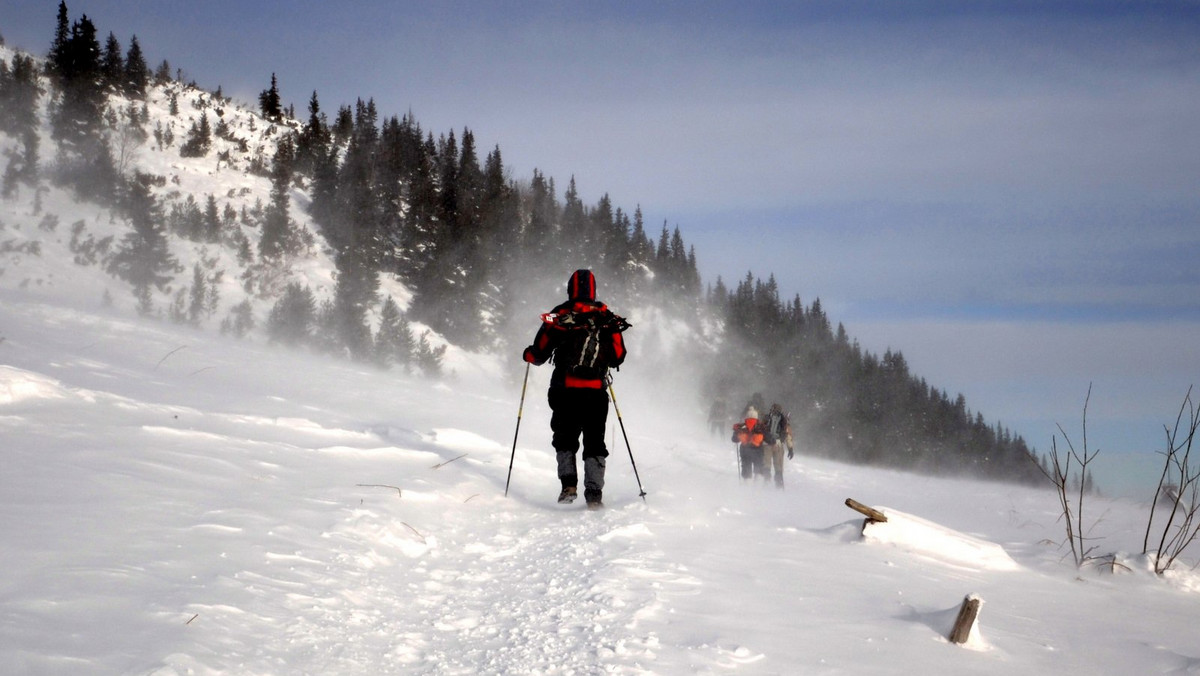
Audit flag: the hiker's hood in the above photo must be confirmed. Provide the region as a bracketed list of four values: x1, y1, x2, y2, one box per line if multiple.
[567, 269, 596, 301]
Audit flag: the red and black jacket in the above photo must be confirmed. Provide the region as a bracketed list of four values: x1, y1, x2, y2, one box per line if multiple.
[523, 270, 627, 389]
[523, 299, 627, 389]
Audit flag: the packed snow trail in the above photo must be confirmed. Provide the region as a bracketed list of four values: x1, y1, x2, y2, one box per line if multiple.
[316, 505, 668, 673]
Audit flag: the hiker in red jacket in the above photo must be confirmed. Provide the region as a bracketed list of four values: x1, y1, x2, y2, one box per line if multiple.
[732, 405, 766, 481]
[523, 270, 628, 509]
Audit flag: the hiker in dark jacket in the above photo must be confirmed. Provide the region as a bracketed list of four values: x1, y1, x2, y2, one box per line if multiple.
[760, 402, 793, 488]
[523, 269, 628, 509]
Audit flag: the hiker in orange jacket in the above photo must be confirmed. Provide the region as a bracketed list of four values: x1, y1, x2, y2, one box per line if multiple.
[731, 405, 765, 481]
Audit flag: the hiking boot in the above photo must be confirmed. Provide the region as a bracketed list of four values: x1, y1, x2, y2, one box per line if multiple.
[584, 488, 603, 510]
[586, 500, 604, 511]
[557, 486, 578, 504]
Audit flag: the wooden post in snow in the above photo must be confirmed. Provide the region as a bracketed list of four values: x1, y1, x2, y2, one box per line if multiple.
[948, 595, 983, 645]
[845, 498, 888, 535]
[845, 497, 887, 522]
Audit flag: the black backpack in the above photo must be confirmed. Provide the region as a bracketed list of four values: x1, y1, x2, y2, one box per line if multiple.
[762, 409, 786, 445]
[548, 306, 630, 380]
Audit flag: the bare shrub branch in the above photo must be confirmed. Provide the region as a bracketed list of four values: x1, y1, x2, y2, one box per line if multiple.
[1030, 384, 1101, 567]
[1143, 386, 1200, 574]
[357, 483, 402, 498]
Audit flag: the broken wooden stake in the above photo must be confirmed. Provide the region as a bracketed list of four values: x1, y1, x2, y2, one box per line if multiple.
[845, 498, 887, 523]
[948, 594, 983, 645]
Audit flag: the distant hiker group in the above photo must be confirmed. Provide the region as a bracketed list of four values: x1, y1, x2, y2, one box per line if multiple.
[731, 400, 794, 488]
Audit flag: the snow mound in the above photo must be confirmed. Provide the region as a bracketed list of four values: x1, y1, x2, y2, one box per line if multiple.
[0, 365, 70, 404]
[862, 507, 1021, 572]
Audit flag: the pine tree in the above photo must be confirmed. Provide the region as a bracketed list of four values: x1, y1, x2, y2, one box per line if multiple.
[294, 90, 329, 176]
[324, 98, 380, 257]
[46, 1, 70, 80]
[629, 206, 652, 265]
[100, 31, 123, 91]
[107, 173, 177, 308]
[397, 126, 438, 282]
[332, 104, 353, 145]
[308, 143, 338, 232]
[123, 35, 149, 99]
[0, 54, 41, 187]
[221, 300, 255, 338]
[202, 195, 221, 243]
[51, 13, 106, 153]
[414, 331, 446, 377]
[561, 176, 586, 260]
[608, 205, 631, 271]
[258, 73, 282, 122]
[179, 112, 212, 157]
[523, 169, 555, 263]
[434, 129, 460, 244]
[153, 59, 171, 85]
[441, 128, 488, 345]
[330, 246, 378, 359]
[374, 296, 416, 369]
[266, 283, 317, 346]
[187, 263, 208, 326]
[260, 135, 297, 260]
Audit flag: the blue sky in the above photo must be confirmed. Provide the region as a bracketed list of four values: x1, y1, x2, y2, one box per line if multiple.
[3, 1, 1199, 461]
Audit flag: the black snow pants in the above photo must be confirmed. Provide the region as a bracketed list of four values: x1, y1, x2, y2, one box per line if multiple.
[549, 387, 610, 502]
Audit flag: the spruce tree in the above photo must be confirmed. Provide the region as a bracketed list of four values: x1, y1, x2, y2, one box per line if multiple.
[0, 54, 41, 187]
[51, 13, 105, 154]
[179, 112, 212, 157]
[523, 169, 554, 263]
[46, 1, 70, 80]
[100, 31, 123, 91]
[153, 59, 171, 85]
[330, 246, 378, 359]
[414, 331, 447, 377]
[203, 195, 221, 243]
[308, 144, 338, 232]
[107, 173, 177, 308]
[561, 177, 586, 260]
[267, 283, 317, 346]
[260, 135, 297, 260]
[258, 73, 282, 122]
[187, 263, 208, 326]
[123, 36, 149, 99]
[294, 90, 329, 175]
[398, 128, 438, 282]
[374, 296, 416, 369]
[332, 104, 353, 145]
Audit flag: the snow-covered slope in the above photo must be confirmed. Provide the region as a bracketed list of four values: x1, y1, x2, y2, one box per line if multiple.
[2, 295, 1199, 675]
[0, 43, 432, 363]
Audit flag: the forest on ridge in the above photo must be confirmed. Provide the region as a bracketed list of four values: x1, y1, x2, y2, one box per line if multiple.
[0, 3, 1044, 485]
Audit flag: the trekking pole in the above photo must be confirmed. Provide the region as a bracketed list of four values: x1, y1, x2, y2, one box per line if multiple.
[504, 363, 531, 497]
[608, 380, 647, 502]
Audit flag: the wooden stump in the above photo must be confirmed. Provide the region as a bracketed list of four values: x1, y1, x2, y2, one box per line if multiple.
[948, 594, 983, 645]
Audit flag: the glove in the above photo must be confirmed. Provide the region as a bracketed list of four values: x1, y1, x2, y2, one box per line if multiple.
[522, 347, 537, 364]
[787, 445, 794, 459]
